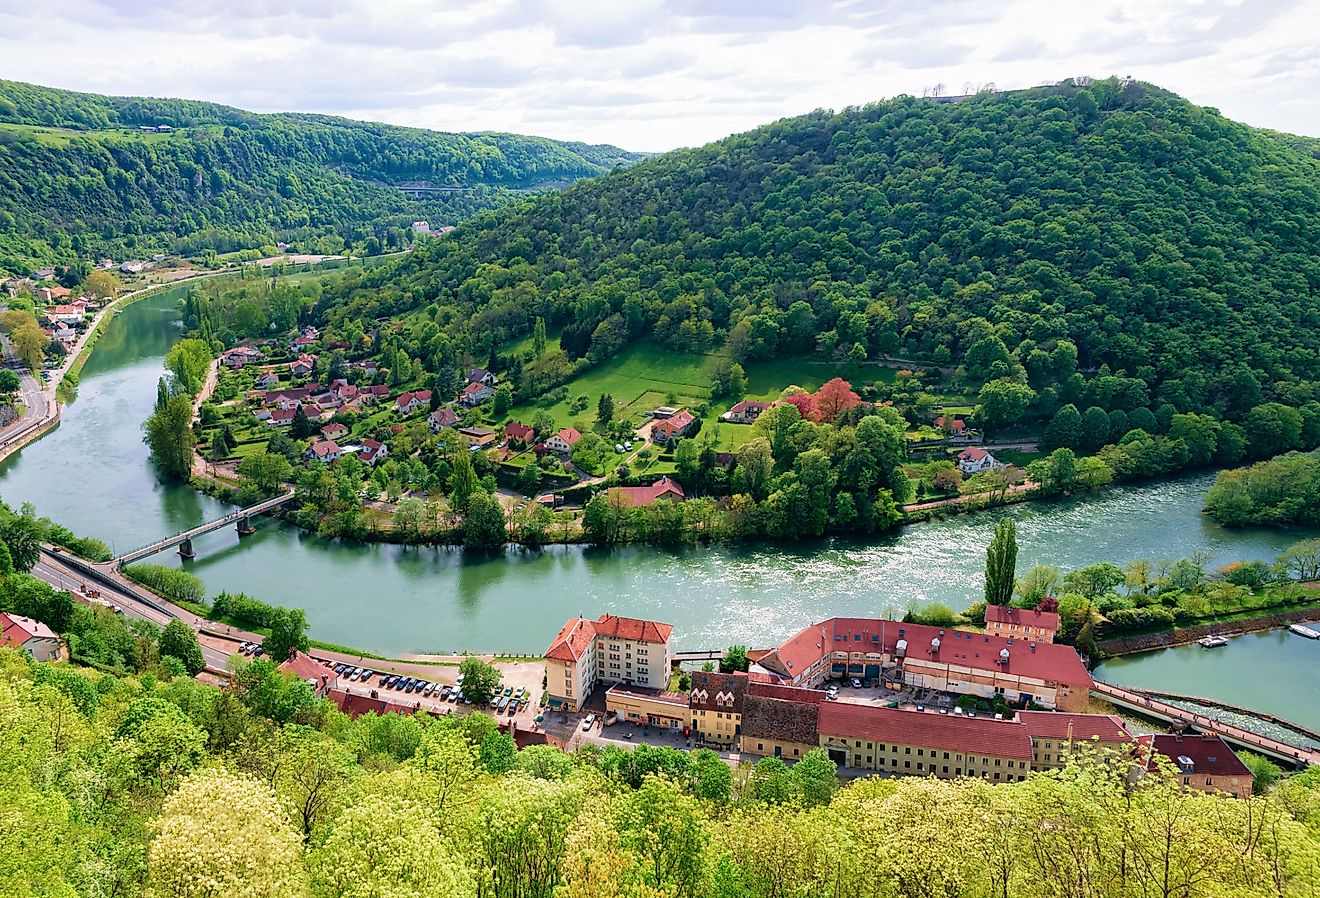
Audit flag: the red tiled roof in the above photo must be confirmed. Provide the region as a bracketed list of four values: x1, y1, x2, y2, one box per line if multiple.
[555, 427, 581, 446]
[310, 439, 340, 457]
[327, 688, 412, 718]
[934, 415, 966, 432]
[986, 605, 1061, 631]
[959, 447, 990, 461]
[545, 617, 596, 662]
[430, 407, 460, 426]
[593, 614, 673, 644]
[505, 422, 534, 441]
[1137, 734, 1252, 779]
[1017, 711, 1130, 742]
[607, 476, 686, 507]
[819, 703, 1034, 760]
[0, 612, 57, 644]
[279, 651, 338, 692]
[757, 617, 1091, 687]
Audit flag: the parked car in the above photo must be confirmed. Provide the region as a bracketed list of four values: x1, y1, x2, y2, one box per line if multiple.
[850, 678, 862, 688]
[503, 686, 513, 697]
[582, 714, 596, 731]
[360, 670, 374, 683]
[333, 662, 347, 674]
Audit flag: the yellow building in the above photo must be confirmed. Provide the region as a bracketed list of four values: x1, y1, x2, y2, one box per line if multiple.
[605, 684, 688, 730]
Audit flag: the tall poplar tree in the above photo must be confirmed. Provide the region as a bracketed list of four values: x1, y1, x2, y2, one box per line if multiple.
[984, 517, 1018, 606]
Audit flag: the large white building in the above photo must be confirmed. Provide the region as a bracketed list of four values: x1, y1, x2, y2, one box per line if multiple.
[545, 614, 674, 711]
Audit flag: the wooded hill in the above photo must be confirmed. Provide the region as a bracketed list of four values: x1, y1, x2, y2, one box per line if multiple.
[321, 77, 1320, 425]
[0, 79, 644, 273]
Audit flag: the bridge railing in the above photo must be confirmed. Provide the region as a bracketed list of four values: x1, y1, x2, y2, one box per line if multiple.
[115, 491, 293, 564]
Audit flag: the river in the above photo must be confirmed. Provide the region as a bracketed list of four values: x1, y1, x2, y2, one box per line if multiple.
[2, 290, 1318, 728]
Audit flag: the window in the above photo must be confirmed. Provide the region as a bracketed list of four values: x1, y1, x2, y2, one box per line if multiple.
[855, 741, 862, 748]
[758, 743, 764, 751]
[942, 765, 949, 774]
[867, 756, 872, 764]
[904, 761, 911, 769]
[905, 747, 911, 755]
[943, 752, 949, 759]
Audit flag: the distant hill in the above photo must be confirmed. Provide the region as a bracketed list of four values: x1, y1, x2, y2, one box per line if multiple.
[322, 77, 1320, 420]
[0, 79, 645, 273]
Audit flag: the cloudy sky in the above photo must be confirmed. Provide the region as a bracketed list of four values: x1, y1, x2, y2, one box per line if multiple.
[2, 0, 1318, 150]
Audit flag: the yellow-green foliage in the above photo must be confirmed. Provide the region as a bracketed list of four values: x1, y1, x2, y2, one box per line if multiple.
[1, 648, 1317, 898]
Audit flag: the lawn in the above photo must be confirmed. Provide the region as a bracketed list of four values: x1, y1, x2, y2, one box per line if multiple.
[0, 122, 179, 147]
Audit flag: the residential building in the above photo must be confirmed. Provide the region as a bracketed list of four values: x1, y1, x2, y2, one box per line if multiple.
[957, 447, 1002, 474]
[466, 368, 497, 386]
[720, 400, 774, 424]
[819, 703, 1035, 781]
[457, 426, 497, 448]
[742, 684, 823, 761]
[545, 427, 582, 454]
[652, 409, 696, 443]
[606, 476, 686, 507]
[544, 614, 674, 711]
[688, 670, 750, 746]
[290, 353, 317, 377]
[458, 381, 494, 406]
[985, 605, 1060, 643]
[256, 372, 280, 389]
[1018, 711, 1131, 768]
[278, 651, 339, 696]
[321, 422, 349, 441]
[0, 613, 60, 662]
[358, 439, 388, 465]
[429, 406, 460, 431]
[394, 390, 432, 415]
[307, 439, 341, 462]
[605, 684, 688, 730]
[1136, 733, 1253, 798]
[934, 415, 967, 434]
[220, 346, 264, 368]
[504, 421, 535, 445]
[751, 617, 1092, 712]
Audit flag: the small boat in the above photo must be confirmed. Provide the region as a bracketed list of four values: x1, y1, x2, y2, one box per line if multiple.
[1197, 635, 1229, 648]
[1288, 624, 1320, 640]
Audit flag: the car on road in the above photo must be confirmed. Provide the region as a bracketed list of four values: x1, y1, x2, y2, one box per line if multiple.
[582, 714, 596, 731]
[850, 678, 862, 688]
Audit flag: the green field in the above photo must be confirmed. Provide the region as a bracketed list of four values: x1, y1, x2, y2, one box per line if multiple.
[502, 342, 884, 451]
[0, 121, 178, 147]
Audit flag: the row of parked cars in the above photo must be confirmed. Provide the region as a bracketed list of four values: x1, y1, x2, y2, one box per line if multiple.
[237, 642, 265, 657]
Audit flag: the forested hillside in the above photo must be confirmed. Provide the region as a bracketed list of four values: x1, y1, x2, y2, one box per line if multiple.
[0, 79, 644, 273]
[321, 77, 1320, 424]
[1, 646, 1317, 898]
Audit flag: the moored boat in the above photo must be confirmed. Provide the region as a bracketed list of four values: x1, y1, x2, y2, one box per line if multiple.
[1287, 623, 1320, 640]
[1197, 635, 1230, 648]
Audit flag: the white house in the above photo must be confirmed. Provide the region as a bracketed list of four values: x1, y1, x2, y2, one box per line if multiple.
[545, 427, 581, 454]
[393, 390, 432, 415]
[545, 614, 675, 712]
[307, 439, 342, 462]
[358, 439, 389, 465]
[458, 381, 494, 407]
[957, 447, 1003, 475]
[0, 613, 60, 662]
[428, 407, 460, 431]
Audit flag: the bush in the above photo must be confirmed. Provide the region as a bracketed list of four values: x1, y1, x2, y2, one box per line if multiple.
[1101, 606, 1176, 635]
[122, 563, 205, 603]
[209, 591, 279, 630]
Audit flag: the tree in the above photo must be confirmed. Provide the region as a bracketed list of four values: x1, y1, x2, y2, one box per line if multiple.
[1044, 404, 1082, 450]
[290, 404, 316, 439]
[719, 645, 749, 673]
[1016, 564, 1060, 605]
[491, 383, 513, 416]
[0, 369, 20, 396]
[976, 380, 1035, 431]
[0, 514, 41, 572]
[533, 316, 548, 357]
[582, 494, 623, 544]
[164, 338, 213, 396]
[449, 449, 478, 512]
[237, 452, 293, 496]
[148, 768, 305, 898]
[458, 657, 502, 704]
[984, 517, 1017, 605]
[596, 393, 614, 424]
[690, 749, 732, 803]
[83, 269, 122, 299]
[273, 728, 356, 837]
[790, 747, 838, 806]
[615, 775, 707, 897]
[310, 796, 475, 898]
[262, 606, 310, 662]
[1278, 538, 1320, 581]
[1244, 402, 1303, 458]
[814, 378, 860, 422]
[160, 619, 205, 675]
[143, 393, 196, 481]
[462, 492, 506, 550]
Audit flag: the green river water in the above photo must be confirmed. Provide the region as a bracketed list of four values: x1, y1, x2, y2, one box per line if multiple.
[2, 290, 1317, 727]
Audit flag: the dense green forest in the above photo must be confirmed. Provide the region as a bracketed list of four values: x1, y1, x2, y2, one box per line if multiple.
[2, 645, 1319, 898]
[1205, 449, 1320, 526]
[313, 78, 1320, 433]
[0, 79, 644, 273]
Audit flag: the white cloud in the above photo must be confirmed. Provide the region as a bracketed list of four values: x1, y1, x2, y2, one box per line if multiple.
[0, 0, 1318, 150]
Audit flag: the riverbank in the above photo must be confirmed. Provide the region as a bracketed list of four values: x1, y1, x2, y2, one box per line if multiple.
[1096, 601, 1320, 657]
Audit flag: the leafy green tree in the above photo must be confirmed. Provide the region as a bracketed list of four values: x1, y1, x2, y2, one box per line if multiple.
[582, 494, 623, 544]
[491, 383, 513, 416]
[719, 645, 749, 673]
[1044, 404, 1082, 450]
[237, 452, 293, 496]
[1244, 402, 1303, 458]
[984, 518, 1017, 606]
[976, 380, 1035, 431]
[262, 606, 310, 662]
[533, 316, 547, 357]
[143, 393, 197, 481]
[461, 492, 506, 549]
[159, 619, 205, 675]
[0, 514, 41, 572]
[449, 449, 478, 512]
[458, 657, 502, 704]
[597, 393, 615, 424]
[0, 369, 20, 396]
[790, 747, 838, 807]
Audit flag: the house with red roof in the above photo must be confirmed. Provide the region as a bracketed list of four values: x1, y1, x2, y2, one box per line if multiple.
[1018, 710, 1131, 768]
[504, 421, 534, 446]
[751, 616, 1092, 712]
[651, 409, 696, 443]
[985, 605, 1060, 643]
[458, 381, 494, 407]
[394, 390, 432, 415]
[256, 371, 280, 389]
[544, 613, 674, 711]
[306, 439, 342, 462]
[327, 687, 414, 719]
[957, 446, 1002, 474]
[290, 353, 317, 377]
[428, 406, 460, 432]
[358, 439, 388, 465]
[720, 400, 774, 424]
[220, 345, 264, 369]
[278, 651, 339, 697]
[934, 415, 967, 434]
[545, 427, 582, 454]
[0, 612, 60, 662]
[1136, 733, 1253, 798]
[606, 476, 686, 507]
[321, 422, 349, 441]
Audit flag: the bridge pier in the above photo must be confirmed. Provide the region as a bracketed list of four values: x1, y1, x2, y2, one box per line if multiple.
[178, 538, 195, 560]
[236, 515, 254, 536]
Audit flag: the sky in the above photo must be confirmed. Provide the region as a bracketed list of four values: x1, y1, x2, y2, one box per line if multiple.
[2, 0, 1318, 151]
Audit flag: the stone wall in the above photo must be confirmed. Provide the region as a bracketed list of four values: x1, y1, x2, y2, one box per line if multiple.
[1097, 606, 1320, 657]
